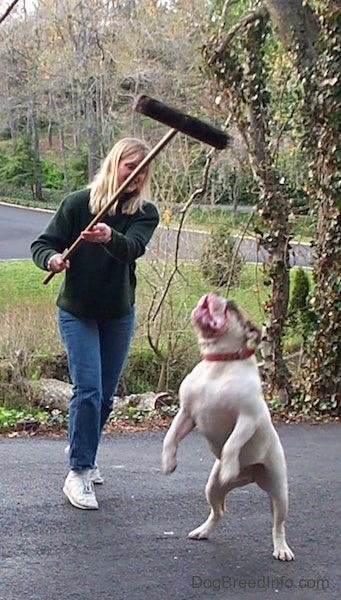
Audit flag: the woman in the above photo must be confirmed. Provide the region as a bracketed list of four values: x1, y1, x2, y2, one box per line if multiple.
[31, 138, 159, 510]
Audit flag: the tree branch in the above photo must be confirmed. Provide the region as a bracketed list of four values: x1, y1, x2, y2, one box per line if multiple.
[218, 0, 240, 37]
[208, 5, 268, 67]
[0, 0, 21, 25]
[151, 148, 215, 322]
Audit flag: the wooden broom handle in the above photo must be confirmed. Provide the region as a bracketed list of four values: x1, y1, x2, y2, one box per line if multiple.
[43, 128, 177, 284]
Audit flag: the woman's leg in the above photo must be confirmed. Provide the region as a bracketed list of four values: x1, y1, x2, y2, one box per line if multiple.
[99, 308, 135, 430]
[58, 309, 102, 470]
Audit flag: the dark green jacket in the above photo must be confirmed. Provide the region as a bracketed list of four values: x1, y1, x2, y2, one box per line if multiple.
[31, 188, 159, 319]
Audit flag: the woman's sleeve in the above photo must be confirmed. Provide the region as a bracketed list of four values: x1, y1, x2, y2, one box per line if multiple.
[104, 203, 159, 263]
[30, 199, 73, 271]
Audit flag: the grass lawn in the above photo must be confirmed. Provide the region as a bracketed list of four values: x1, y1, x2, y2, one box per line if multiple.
[1, 259, 310, 375]
[0, 260, 60, 308]
[0, 259, 267, 324]
[0, 259, 313, 414]
[0, 258, 269, 397]
[167, 205, 315, 243]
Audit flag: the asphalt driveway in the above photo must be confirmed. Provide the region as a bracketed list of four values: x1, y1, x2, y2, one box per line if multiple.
[0, 203, 312, 265]
[0, 423, 339, 599]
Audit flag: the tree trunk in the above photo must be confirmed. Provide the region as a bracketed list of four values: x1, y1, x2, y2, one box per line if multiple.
[85, 92, 99, 182]
[50, 92, 69, 189]
[301, 3, 341, 413]
[71, 80, 81, 149]
[251, 164, 292, 402]
[29, 96, 43, 201]
[207, 7, 293, 400]
[263, 0, 319, 67]
[265, 0, 340, 412]
[245, 15, 292, 401]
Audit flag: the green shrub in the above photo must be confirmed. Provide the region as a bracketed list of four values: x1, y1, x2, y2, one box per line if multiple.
[0, 406, 49, 431]
[120, 343, 198, 394]
[0, 134, 35, 186]
[67, 150, 88, 189]
[0, 127, 12, 141]
[199, 225, 244, 288]
[41, 159, 64, 189]
[287, 267, 316, 340]
[289, 267, 310, 313]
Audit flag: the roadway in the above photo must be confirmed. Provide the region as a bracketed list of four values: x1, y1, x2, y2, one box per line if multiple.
[0, 424, 340, 600]
[0, 203, 312, 266]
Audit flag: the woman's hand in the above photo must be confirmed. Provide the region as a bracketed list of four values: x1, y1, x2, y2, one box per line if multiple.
[47, 254, 70, 273]
[81, 223, 112, 244]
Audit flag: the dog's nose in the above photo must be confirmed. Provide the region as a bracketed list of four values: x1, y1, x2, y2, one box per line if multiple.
[211, 316, 224, 330]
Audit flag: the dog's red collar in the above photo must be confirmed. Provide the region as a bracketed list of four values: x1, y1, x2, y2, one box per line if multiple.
[204, 348, 255, 362]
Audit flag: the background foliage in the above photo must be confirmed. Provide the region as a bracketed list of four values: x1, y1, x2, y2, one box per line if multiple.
[0, 0, 339, 417]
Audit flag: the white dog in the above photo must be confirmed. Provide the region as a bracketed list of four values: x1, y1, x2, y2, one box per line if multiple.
[162, 292, 294, 561]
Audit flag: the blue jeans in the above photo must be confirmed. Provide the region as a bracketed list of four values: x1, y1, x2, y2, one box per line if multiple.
[58, 308, 135, 470]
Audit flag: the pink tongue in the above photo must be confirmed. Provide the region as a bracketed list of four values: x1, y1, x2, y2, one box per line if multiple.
[196, 295, 227, 333]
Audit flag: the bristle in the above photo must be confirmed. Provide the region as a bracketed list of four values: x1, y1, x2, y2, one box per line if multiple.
[134, 95, 232, 150]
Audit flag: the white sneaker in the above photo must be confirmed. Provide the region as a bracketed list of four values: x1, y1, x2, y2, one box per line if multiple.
[64, 445, 104, 484]
[63, 470, 99, 510]
[89, 465, 104, 484]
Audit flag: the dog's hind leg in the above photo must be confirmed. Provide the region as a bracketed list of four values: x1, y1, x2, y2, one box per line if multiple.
[188, 459, 224, 539]
[254, 463, 295, 561]
[188, 461, 253, 540]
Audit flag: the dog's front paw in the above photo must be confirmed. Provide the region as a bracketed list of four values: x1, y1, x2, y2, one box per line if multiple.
[161, 452, 177, 475]
[273, 543, 295, 561]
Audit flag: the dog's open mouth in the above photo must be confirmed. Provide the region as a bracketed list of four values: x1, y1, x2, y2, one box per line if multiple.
[191, 293, 229, 337]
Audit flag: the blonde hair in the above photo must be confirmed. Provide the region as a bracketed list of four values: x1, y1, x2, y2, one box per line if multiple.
[88, 137, 152, 216]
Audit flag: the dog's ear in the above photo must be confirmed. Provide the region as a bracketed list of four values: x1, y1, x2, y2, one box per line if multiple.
[245, 321, 261, 347]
